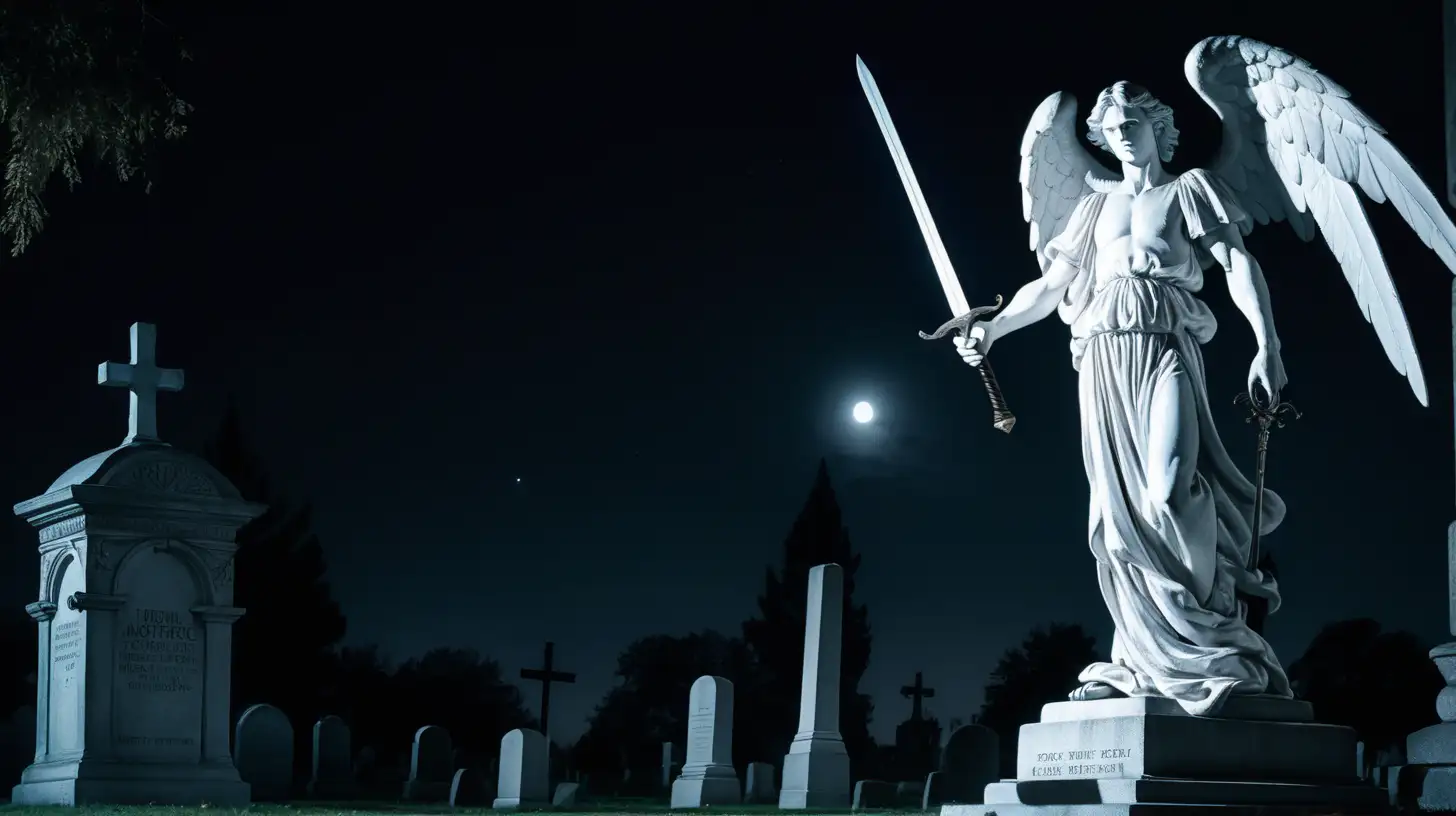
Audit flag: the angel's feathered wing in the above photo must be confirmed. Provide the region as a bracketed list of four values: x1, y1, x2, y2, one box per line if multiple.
[1019, 92, 1119, 275]
[1187, 36, 1456, 406]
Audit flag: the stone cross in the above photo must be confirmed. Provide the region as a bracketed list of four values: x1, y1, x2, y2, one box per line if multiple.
[98, 322, 184, 444]
[901, 671, 936, 721]
[520, 641, 576, 738]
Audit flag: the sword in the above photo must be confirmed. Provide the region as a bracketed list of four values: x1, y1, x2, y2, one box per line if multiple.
[1233, 388, 1301, 636]
[855, 55, 1016, 434]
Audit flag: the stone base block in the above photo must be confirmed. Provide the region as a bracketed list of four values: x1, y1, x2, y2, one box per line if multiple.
[942, 776, 1385, 816]
[779, 741, 851, 809]
[1019, 698, 1355, 784]
[1408, 721, 1456, 765]
[12, 758, 251, 806]
[949, 697, 1384, 816]
[670, 770, 741, 808]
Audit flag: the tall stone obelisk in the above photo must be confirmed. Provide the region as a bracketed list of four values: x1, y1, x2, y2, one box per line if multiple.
[779, 563, 851, 809]
[1402, 11, 1456, 808]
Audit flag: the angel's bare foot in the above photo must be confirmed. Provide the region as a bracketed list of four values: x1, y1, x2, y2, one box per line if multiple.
[1068, 681, 1123, 702]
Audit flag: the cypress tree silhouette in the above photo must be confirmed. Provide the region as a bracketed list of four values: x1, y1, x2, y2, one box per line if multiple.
[203, 402, 346, 768]
[741, 459, 875, 775]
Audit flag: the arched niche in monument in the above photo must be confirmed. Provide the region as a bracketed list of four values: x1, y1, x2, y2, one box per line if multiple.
[13, 440, 265, 806]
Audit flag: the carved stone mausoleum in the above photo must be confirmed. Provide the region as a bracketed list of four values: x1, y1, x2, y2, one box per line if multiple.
[10, 323, 265, 806]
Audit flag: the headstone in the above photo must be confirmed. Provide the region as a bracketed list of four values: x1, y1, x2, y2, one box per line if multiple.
[494, 727, 548, 809]
[925, 723, 999, 805]
[450, 767, 489, 807]
[10, 322, 262, 806]
[403, 724, 453, 801]
[670, 675, 741, 807]
[308, 714, 354, 798]
[852, 779, 897, 810]
[234, 703, 293, 801]
[660, 740, 678, 787]
[744, 761, 776, 803]
[922, 771, 942, 810]
[552, 781, 579, 806]
[779, 563, 851, 808]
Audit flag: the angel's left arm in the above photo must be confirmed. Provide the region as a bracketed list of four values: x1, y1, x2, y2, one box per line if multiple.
[1201, 226, 1281, 351]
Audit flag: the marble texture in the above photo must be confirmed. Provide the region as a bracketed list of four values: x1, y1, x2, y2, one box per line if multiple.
[670, 675, 740, 808]
[493, 728, 548, 810]
[779, 563, 850, 809]
[950, 34, 1456, 717]
[936, 697, 1383, 816]
[11, 406, 263, 805]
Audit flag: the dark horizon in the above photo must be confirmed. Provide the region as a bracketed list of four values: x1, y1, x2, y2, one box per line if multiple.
[1, 3, 1452, 745]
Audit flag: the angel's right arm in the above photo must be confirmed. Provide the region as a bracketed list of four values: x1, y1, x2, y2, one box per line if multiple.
[989, 258, 1077, 338]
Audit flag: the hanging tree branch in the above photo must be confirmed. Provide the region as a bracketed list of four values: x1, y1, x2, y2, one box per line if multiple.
[0, 2, 192, 256]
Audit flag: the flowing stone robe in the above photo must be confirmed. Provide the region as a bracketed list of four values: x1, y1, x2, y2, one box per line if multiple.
[1042, 168, 1293, 715]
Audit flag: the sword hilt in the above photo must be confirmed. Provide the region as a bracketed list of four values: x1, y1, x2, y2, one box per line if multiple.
[920, 295, 1016, 434]
[1232, 387, 1301, 637]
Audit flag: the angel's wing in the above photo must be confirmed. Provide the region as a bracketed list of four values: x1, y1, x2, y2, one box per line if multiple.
[1186, 35, 1456, 407]
[1019, 92, 1119, 273]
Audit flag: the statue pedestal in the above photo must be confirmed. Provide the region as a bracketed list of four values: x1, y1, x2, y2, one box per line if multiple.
[1397, 522, 1456, 811]
[943, 697, 1385, 816]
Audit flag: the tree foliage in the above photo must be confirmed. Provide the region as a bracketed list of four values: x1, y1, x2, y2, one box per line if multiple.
[1288, 618, 1442, 758]
[0, 3, 192, 255]
[978, 623, 1104, 775]
[741, 459, 875, 775]
[203, 404, 346, 738]
[574, 630, 753, 792]
[389, 648, 535, 766]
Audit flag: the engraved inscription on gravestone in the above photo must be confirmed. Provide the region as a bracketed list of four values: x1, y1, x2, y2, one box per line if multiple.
[688, 706, 713, 758]
[112, 546, 204, 764]
[48, 558, 85, 755]
[1029, 747, 1135, 779]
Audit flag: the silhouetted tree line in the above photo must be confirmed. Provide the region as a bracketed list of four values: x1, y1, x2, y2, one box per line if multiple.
[573, 460, 878, 786]
[205, 406, 535, 776]
[0, 408, 1444, 793]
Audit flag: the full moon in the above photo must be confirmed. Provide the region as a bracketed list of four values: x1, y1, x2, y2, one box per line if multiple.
[852, 401, 875, 424]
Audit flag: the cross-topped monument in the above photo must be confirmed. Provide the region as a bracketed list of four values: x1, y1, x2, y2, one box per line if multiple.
[520, 641, 576, 738]
[98, 322, 184, 444]
[900, 671, 935, 721]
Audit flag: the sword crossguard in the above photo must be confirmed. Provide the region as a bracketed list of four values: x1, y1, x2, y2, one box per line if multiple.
[917, 294, 1005, 341]
[919, 295, 1016, 433]
[1234, 389, 1303, 431]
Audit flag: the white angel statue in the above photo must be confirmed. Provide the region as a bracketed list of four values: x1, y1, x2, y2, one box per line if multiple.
[954, 36, 1456, 715]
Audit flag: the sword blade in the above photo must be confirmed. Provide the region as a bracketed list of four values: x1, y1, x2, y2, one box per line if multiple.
[855, 55, 971, 318]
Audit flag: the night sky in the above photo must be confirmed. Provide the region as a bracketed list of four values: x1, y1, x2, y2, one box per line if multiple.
[2, 4, 1452, 745]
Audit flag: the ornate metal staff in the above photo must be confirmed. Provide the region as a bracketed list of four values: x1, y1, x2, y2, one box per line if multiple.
[1233, 388, 1301, 636]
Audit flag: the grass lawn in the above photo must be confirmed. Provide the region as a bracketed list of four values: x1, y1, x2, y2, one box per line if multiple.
[0, 805, 919, 816]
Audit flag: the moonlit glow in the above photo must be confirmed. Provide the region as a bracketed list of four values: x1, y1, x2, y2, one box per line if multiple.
[852, 401, 875, 424]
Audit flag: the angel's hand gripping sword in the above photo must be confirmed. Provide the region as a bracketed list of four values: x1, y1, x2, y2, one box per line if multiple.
[856, 55, 1016, 433]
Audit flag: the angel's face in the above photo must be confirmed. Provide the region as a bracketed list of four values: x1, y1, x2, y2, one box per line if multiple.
[1098, 104, 1157, 166]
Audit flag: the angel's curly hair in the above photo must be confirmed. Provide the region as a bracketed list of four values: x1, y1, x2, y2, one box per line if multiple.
[1086, 81, 1180, 163]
